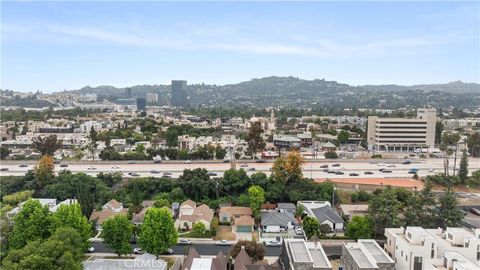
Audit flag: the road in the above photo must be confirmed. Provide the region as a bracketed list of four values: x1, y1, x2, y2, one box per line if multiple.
[1, 158, 478, 179]
[91, 241, 342, 257]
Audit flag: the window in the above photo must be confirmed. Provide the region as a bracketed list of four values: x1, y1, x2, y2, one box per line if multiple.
[413, 256, 422, 270]
[431, 249, 435, 259]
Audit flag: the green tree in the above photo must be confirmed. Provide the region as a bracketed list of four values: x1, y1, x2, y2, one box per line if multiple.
[192, 222, 206, 237]
[0, 146, 11, 159]
[215, 144, 227, 160]
[467, 132, 480, 157]
[32, 135, 63, 156]
[458, 150, 468, 184]
[346, 216, 373, 240]
[34, 155, 55, 189]
[337, 130, 350, 145]
[50, 203, 92, 250]
[319, 223, 332, 236]
[248, 185, 265, 220]
[154, 198, 170, 208]
[2, 190, 34, 206]
[165, 128, 179, 147]
[246, 121, 266, 158]
[302, 216, 319, 239]
[436, 187, 463, 229]
[435, 121, 443, 145]
[2, 227, 84, 270]
[368, 186, 401, 236]
[9, 199, 51, 250]
[139, 207, 178, 258]
[102, 215, 132, 257]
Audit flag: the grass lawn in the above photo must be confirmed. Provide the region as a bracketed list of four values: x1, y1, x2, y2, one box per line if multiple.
[213, 226, 235, 241]
[179, 230, 213, 238]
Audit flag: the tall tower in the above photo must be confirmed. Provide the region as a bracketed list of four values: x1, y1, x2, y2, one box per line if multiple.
[171, 80, 187, 107]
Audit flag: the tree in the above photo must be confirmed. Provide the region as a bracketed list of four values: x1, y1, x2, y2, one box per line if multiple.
[436, 187, 463, 229]
[34, 155, 55, 189]
[295, 204, 305, 218]
[246, 121, 266, 158]
[302, 216, 319, 239]
[102, 215, 132, 257]
[435, 121, 443, 145]
[248, 185, 265, 220]
[154, 198, 170, 208]
[139, 207, 177, 258]
[3, 227, 84, 270]
[439, 132, 460, 177]
[32, 135, 63, 156]
[88, 127, 98, 161]
[368, 186, 401, 236]
[9, 199, 51, 250]
[337, 130, 350, 145]
[467, 132, 480, 157]
[346, 216, 373, 240]
[271, 151, 304, 183]
[458, 150, 468, 184]
[192, 222, 206, 237]
[50, 203, 91, 250]
[165, 128, 179, 147]
[215, 144, 227, 160]
[130, 180, 143, 211]
[319, 223, 332, 236]
[0, 146, 11, 159]
[324, 151, 338, 159]
[2, 190, 34, 206]
[230, 240, 265, 262]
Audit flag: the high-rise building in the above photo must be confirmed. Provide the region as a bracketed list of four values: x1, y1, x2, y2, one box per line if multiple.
[136, 98, 146, 111]
[367, 108, 437, 151]
[146, 93, 158, 104]
[125, 88, 132, 98]
[171, 80, 187, 107]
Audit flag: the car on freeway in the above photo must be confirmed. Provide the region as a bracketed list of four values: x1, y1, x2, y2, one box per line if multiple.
[387, 164, 396, 168]
[379, 168, 385, 172]
[320, 165, 329, 168]
[256, 159, 266, 163]
[327, 170, 336, 174]
[248, 168, 256, 171]
[112, 165, 120, 169]
[335, 171, 345, 175]
[408, 168, 419, 174]
[240, 163, 248, 167]
[60, 164, 68, 168]
[163, 172, 172, 176]
[87, 247, 95, 253]
[207, 172, 217, 176]
[216, 240, 231, 246]
[332, 164, 340, 167]
[364, 171, 374, 175]
[382, 170, 392, 173]
[349, 173, 359, 176]
[184, 160, 191, 164]
[178, 239, 192, 245]
[150, 170, 160, 174]
[377, 162, 386, 167]
[133, 248, 144, 254]
[87, 166, 96, 170]
[402, 160, 412, 165]
[130, 172, 140, 177]
[19, 164, 28, 167]
[264, 240, 281, 247]
[322, 168, 329, 172]
[153, 160, 162, 164]
[470, 208, 480, 216]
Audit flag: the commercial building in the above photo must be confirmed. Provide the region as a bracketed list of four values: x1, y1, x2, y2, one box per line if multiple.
[367, 108, 437, 151]
[384, 226, 480, 270]
[136, 98, 146, 111]
[146, 92, 158, 104]
[342, 240, 394, 270]
[171, 80, 187, 107]
[280, 238, 332, 270]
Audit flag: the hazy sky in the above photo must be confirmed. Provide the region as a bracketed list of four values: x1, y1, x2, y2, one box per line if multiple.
[1, 1, 479, 92]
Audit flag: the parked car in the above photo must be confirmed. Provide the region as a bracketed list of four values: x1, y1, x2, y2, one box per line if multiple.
[295, 228, 303, 235]
[133, 248, 144, 254]
[265, 240, 281, 247]
[470, 208, 480, 216]
[162, 248, 174, 255]
[19, 164, 28, 167]
[364, 171, 374, 175]
[178, 239, 192, 245]
[216, 240, 231, 246]
[240, 163, 248, 167]
[332, 164, 340, 167]
[349, 173, 359, 176]
[335, 171, 345, 175]
[87, 247, 95, 253]
[320, 165, 329, 168]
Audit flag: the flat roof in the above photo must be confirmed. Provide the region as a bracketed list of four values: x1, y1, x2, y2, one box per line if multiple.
[361, 241, 393, 263]
[350, 248, 375, 268]
[308, 247, 331, 268]
[288, 240, 312, 262]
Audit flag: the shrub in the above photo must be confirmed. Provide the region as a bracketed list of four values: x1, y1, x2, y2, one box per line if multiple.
[371, 154, 382, 159]
[324, 151, 338, 159]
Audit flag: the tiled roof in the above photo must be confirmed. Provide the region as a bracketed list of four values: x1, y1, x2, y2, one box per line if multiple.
[105, 199, 122, 209]
[89, 208, 128, 225]
[261, 211, 295, 226]
[235, 215, 254, 226]
[219, 206, 252, 216]
[311, 205, 344, 224]
[181, 199, 196, 208]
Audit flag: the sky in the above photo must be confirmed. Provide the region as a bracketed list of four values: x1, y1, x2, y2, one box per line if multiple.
[1, 1, 479, 93]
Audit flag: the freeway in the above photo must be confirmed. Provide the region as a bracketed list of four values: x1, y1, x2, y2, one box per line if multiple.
[90, 241, 342, 257]
[1, 158, 479, 179]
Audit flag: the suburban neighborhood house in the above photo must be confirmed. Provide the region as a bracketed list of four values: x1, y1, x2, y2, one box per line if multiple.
[261, 210, 296, 233]
[181, 247, 227, 270]
[385, 226, 480, 270]
[233, 215, 255, 240]
[298, 201, 344, 232]
[175, 200, 214, 231]
[339, 204, 368, 221]
[89, 199, 129, 230]
[132, 200, 155, 225]
[219, 206, 253, 224]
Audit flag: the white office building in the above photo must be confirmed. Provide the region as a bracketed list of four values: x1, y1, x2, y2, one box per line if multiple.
[367, 108, 437, 151]
[384, 226, 480, 270]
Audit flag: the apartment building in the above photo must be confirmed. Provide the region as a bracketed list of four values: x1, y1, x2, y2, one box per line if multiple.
[280, 239, 332, 270]
[384, 226, 480, 270]
[367, 108, 437, 151]
[342, 240, 395, 270]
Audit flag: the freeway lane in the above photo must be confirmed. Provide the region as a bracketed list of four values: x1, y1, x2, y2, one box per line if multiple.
[1, 158, 478, 179]
[90, 242, 342, 257]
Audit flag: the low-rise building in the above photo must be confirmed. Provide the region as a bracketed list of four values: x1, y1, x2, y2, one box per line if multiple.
[182, 247, 227, 270]
[339, 204, 369, 221]
[219, 206, 253, 224]
[298, 201, 344, 232]
[261, 210, 296, 233]
[280, 238, 332, 270]
[83, 253, 167, 270]
[342, 240, 394, 270]
[89, 199, 129, 230]
[175, 200, 214, 231]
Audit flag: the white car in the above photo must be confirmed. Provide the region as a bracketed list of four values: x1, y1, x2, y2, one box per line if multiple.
[387, 164, 396, 168]
[216, 240, 231, 246]
[111, 165, 120, 169]
[295, 228, 303, 235]
[87, 166, 96, 170]
[265, 240, 281, 247]
[184, 160, 191, 164]
[87, 247, 95, 253]
[240, 163, 248, 167]
[377, 163, 386, 167]
[133, 248, 144, 254]
[178, 239, 192, 245]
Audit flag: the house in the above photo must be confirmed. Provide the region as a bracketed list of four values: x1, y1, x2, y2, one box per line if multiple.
[342, 240, 394, 270]
[132, 200, 156, 225]
[8, 198, 57, 217]
[89, 199, 129, 230]
[234, 215, 255, 234]
[311, 206, 344, 232]
[179, 199, 196, 216]
[219, 206, 253, 224]
[182, 247, 227, 270]
[261, 211, 296, 233]
[384, 226, 480, 270]
[276, 203, 296, 215]
[234, 248, 282, 270]
[339, 204, 368, 221]
[83, 253, 167, 270]
[280, 239, 332, 270]
[175, 202, 214, 231]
